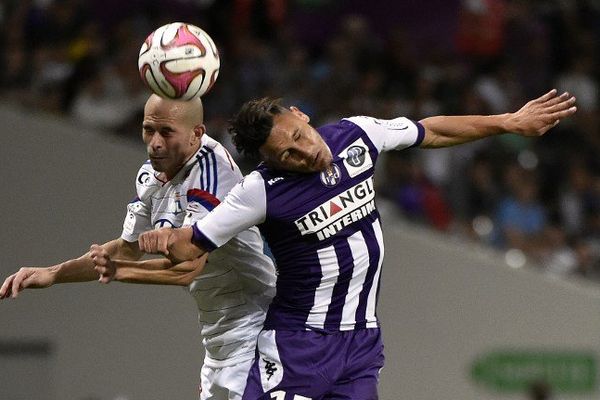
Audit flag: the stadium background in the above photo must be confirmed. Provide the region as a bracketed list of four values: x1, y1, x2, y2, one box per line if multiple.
[1, 1, 599, 399]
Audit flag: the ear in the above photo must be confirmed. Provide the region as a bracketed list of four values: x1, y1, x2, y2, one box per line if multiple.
[192, 124, 206, 144]
[289, 106, 310, 123]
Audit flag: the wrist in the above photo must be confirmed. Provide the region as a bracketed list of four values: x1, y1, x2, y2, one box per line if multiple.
[499, 112, 517, 134]
[47, 264, 61, 285]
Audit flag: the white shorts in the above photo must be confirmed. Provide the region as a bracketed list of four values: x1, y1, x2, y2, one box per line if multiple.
[199, 358, 254, 400]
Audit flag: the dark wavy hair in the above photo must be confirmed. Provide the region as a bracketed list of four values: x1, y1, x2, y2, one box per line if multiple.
[228, 97, 287, 158]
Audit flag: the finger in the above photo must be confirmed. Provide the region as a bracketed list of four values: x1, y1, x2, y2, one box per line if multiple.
[544, 95, 576, 112]
[532, 89, 558, 104]
[550, 106, 577, 119]
[537, 121, 557, 136]
[99, 273, 114, 284]
[12, 272, 28, 299]
[159, 232, 170, 255]
[139, 233, 152, 253]
[93, 256, 107, 267]
[0, 275, 16, 299]
[138, 234, 146, 252]
[541, 91, 571, 107]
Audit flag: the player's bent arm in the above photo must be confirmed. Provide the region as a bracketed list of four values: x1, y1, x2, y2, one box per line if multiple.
[419, 89, 576, 148]
[112, 254, 208, 286]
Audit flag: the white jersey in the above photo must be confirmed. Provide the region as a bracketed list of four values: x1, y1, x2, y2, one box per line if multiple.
[121, 134, 276, 367]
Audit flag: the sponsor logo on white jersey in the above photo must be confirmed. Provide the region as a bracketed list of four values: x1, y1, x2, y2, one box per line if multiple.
[294, 177, 375, 240]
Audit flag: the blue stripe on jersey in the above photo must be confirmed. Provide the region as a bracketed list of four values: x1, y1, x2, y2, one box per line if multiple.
[204, 150, 211, 193]
[129, 196, 141, 204]
[209, 148, 218, 195]
[200, 148, 218, 195]
[197, 148, 218, 195]
[196, 153, 205, 190]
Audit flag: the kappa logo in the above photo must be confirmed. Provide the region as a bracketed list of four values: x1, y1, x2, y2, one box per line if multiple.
[268, 177, 284, 185]
[263, 358, 278, 381]
[320, 164, 341, 187]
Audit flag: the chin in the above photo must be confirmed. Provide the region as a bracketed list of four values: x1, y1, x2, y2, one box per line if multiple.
[150, 161, 167, 172]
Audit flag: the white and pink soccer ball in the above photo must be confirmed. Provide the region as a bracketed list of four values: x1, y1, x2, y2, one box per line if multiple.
[138, 22, 220, 100]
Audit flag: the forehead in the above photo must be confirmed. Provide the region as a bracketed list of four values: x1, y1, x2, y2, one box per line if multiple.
[271, 112, 301, 138]
[258, 113, 296, 157]
[271, 112, 300, 135]
[144, 100, 185, 124]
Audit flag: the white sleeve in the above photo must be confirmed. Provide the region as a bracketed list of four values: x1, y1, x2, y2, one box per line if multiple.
[344, 116, 424, 153]
[192, 171, 267, 251]
[120, 169, 153, 243]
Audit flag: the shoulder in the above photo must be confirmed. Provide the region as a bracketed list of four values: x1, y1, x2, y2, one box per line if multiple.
[198, 135, 239, 172]
[134, 161, 161, 200]
[343, 116, 415, 133]
[237, 171, 266, 192]
[182, 136, 244, 197]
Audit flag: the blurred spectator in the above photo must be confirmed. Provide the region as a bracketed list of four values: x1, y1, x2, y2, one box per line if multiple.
[1, 0, 599, 283]
[382, 153, 453, 231]
[493, 164, 548, 259]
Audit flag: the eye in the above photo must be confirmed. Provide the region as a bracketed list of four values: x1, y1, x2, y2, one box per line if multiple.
[280, 150, 290, 162]
[293, 131, 300, 141]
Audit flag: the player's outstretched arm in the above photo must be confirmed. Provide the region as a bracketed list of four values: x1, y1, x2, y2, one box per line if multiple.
[419, 89, 577, 148]
[90, 243, 207, 285]
[0, 238, 143, 299]
[91, 249, 208, 286]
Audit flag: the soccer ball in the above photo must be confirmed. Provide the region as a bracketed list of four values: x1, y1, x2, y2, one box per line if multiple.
[138, 22, 220, 100]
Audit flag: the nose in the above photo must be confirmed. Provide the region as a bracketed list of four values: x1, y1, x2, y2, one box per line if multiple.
[148, 134, 165, 152]
[295, 145, 314, 164]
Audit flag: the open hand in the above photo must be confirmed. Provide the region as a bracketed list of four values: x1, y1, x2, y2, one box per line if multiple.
[508, 89, 577, 136]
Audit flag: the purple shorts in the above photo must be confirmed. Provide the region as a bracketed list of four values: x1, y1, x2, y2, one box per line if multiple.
[242, 328, 384, 400]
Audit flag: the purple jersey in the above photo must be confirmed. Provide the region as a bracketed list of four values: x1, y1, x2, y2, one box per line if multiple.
[192, 117, 424, 332]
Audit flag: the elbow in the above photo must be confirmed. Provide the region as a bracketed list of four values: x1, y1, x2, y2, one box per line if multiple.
[175, 256, 207, 286]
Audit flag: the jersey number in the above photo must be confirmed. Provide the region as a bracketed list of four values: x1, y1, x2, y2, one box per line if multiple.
[270, 391, 311, 400]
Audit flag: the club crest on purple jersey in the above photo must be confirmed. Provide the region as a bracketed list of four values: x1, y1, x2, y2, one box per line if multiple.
[320, 163, 341, 187]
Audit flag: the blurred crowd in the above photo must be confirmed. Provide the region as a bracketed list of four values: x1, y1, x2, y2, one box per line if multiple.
[1, 0, 599, 281]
